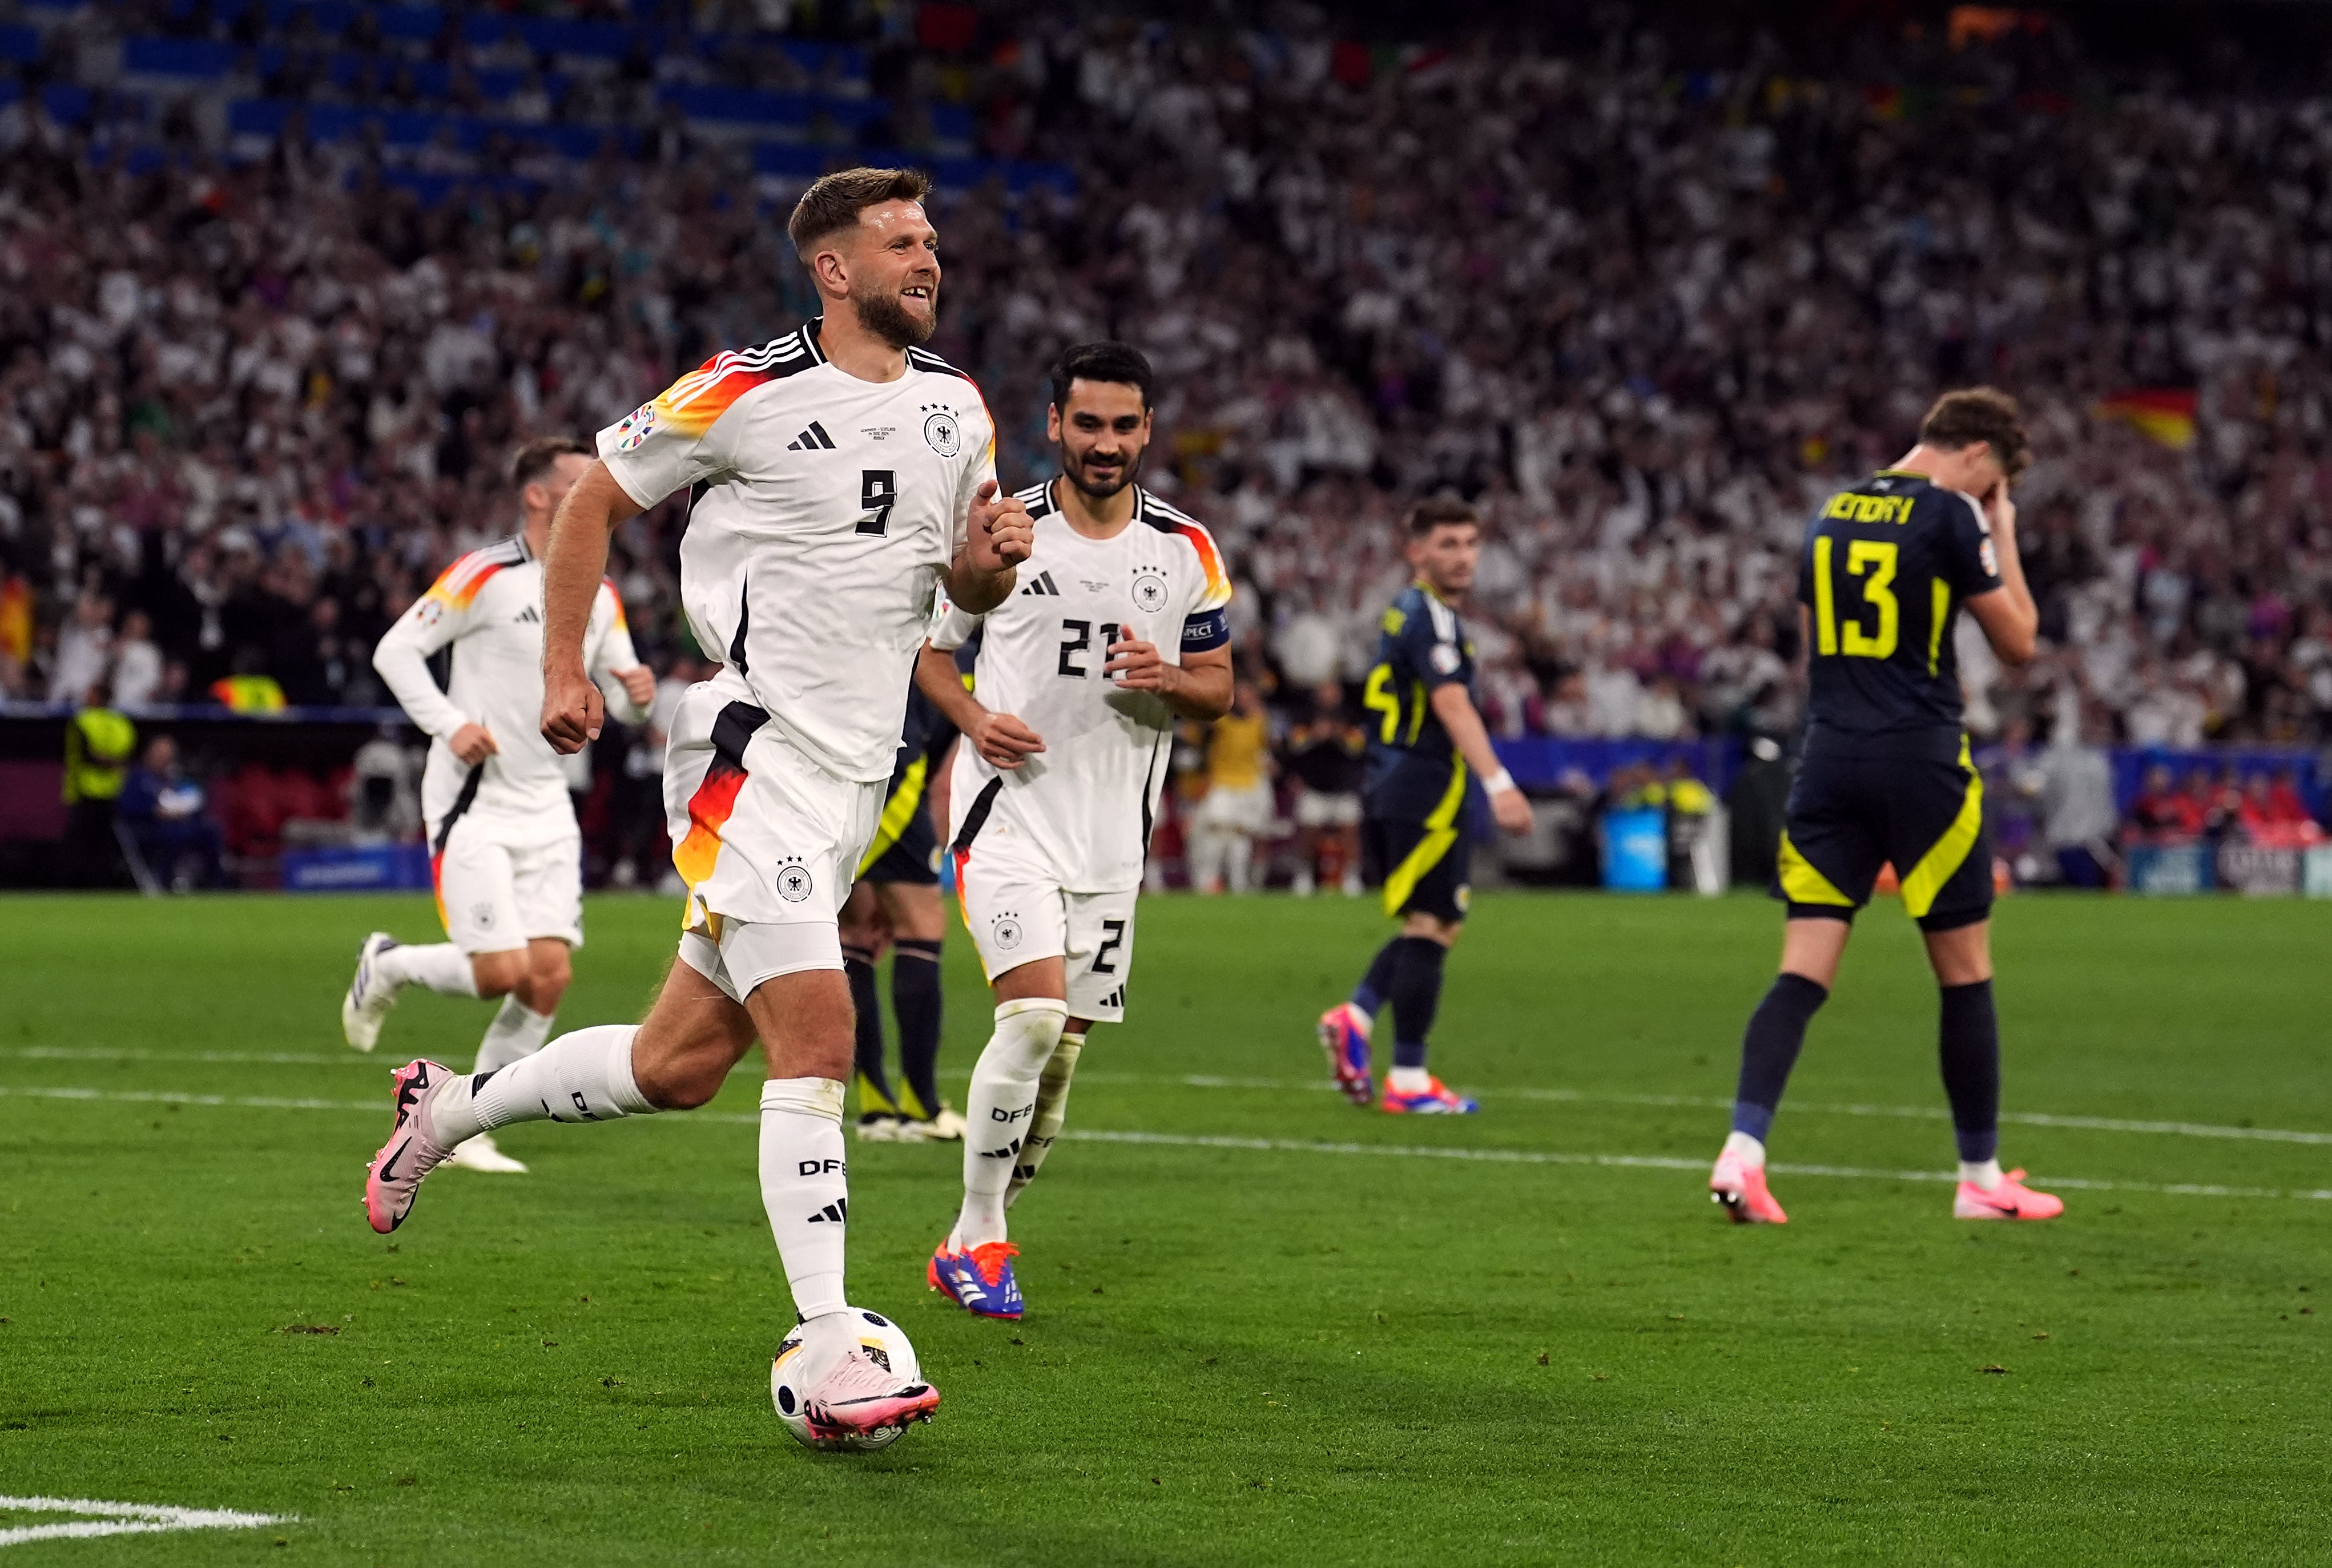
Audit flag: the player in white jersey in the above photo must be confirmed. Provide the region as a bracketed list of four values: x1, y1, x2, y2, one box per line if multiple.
[345, 438, 654, 1173]
[354, 168, 1033, 1441]
[917, 342, 1234, 1321]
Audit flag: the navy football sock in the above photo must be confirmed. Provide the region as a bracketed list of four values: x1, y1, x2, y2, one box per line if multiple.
[1351, 938, 1403, 1017]
[1387, 936, 1447, 1069]
[1731, 973, 1829, 1142]
[892, 939, 944, 1120]
[1938, 980, 2001, 1164]
[843, 948, 893, 1113]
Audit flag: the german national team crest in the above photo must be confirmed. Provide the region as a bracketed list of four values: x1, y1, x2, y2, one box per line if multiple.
[921, 406, 961, 457]
[776, 857, 813, 903]
[615, 404, 657, 452]
[1131, 570, 1169, 613]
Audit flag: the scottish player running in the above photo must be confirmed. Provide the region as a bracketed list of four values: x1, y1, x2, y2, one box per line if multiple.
[1709, 388, 2064, 1225]
[917, 342, 1233, 1320]
[1318, 498, 1534, 1114]
[347, 437, 653, 1174]
[355, 167, 1034, 1441]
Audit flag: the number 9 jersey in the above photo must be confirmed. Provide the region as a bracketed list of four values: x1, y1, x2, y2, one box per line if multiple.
[1798, 467, 2002, 758]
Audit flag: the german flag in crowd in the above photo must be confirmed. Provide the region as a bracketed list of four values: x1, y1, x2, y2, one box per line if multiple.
[2092, 388, 2198, 449]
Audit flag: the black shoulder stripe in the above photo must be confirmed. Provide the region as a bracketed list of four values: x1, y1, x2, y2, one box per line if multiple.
[907, 346, 978, 386]
[1018, 481, 1057, 518]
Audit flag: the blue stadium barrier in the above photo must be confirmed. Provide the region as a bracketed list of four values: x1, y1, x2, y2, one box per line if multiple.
[121, 36, 239, 78]
[2106, 744, 2323, 816]
[281, 840, 431, 893]
[1493, 735, 1742, 796]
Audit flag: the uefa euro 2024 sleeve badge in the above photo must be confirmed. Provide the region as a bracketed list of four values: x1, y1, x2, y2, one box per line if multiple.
[921, 404, 961, 457]
[615, 404, 657, 452]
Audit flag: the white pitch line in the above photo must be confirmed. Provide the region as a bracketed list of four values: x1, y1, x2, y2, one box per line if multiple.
[6, 1083, 2330, 1204]
[1076, 1071, 2332, 1147]
[0, 1496, 292, 1549]
[1056, 1129, 2332, 1202]
[13, 1049, 2327, 1148]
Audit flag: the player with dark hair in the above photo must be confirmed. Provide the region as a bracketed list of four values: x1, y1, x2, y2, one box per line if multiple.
[356, 166, 1037, 1438]
[1710, 386, 2064, 1225]
[1317, 498, 1534, 1114]
[345, 436, 655, 1174]
[917, 340, 1233, 1319]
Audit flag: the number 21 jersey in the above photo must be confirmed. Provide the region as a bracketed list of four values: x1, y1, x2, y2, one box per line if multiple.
[931, 482, 1233, 892]
[1798, 469, 2002, 757]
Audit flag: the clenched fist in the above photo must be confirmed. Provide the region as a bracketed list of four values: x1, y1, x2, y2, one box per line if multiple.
[968, 481, 1035, 573]
[541, 661, 604, 755]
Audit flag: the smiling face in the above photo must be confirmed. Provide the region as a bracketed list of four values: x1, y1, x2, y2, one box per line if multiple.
[1049, 377, 1151, 501]
[826, 198, 940, 349]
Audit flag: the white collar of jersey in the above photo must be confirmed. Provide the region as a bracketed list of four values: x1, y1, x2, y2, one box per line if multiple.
[802, 317, 828, 365]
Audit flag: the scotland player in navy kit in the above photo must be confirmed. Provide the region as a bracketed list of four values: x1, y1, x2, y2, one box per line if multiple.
[1318, 498, 1534, 1114]
[1709, 388, 2065, 1226]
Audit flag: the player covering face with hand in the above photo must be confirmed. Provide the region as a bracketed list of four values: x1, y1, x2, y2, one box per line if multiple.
[1710, 387, 2063, 1226]
[356, 167, 1036, 1442]
[917, 342, 1234, 1320]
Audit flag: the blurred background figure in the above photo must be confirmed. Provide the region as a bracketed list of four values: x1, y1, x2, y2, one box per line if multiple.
[118, 735, 225, 892]
[1283, 682, 1366, 897]
[348, 723, 423, 845]
[61, 682, 135, 887]
[1187, 681, 1274, 894]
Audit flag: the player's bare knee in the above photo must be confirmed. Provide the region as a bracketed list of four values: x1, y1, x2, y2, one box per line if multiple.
[470, 949, 525, 998]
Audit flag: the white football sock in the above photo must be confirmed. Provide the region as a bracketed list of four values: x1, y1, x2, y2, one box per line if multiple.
[1005, 1030, 1083, 1210]
[473, 997, 555, 1074]
[1959, 1158, 2003, 1190]
[760, 1077, 851, 1325]
[429, 1024, 653, 1144]
[1722, 1130, 1766, 1167]
[380, 942, 480, 997]
[955, 998, 1068, 1247]
[1388, 1065, 1432, 1094]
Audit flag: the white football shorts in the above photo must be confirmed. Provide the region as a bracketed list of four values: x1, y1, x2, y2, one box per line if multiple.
[432, 815, 583, 954]
[662, 681, 884, 998]
[953, 840, 1138, 1023]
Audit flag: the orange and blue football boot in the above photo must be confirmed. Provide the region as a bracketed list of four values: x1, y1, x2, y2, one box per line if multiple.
[1318, 1003, 1374, 1106]
[1379, 1075, 1478, 1114]
[927, 1239, 1024, 1320]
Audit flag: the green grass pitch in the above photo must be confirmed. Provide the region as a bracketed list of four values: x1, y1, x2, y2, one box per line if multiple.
[3, 890, 2329, 1565]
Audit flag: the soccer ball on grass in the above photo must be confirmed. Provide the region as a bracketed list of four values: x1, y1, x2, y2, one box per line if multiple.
[771, 1308, 926, 1452]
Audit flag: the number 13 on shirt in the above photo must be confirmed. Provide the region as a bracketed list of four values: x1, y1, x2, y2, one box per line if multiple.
[1811, 537, 1898, 659]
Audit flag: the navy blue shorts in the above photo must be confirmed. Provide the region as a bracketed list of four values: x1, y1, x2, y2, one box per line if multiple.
[1773, 739, 1992, 933]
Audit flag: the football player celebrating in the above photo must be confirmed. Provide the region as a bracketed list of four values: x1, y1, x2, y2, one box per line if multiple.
[1709, 388, 2062, 1225]
[1317, 498, 1534, 1114]
[917, 341, 1233, 1320]
[347, 438, 654, 1174]
[357, 167, 1034, 1441]
[841, 679, 965, 1143]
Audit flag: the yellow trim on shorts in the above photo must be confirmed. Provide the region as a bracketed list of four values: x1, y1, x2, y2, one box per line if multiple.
[1381, 759, 1469, 918]
[1777, 831, 1856, 908]
[1899, 738, 1985, 920]
[856, 755, 930, 878]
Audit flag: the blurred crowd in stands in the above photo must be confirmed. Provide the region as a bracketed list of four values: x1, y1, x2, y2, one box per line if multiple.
[5, 0, 2332, 882]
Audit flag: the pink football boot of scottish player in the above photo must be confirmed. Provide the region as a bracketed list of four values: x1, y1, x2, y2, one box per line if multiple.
[1709, 1146, 1788, 1224]
[1952, 1167, 2064, 1221]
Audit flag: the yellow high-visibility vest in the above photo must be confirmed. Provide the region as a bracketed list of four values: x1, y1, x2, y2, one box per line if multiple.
[63, 706, 136, 804]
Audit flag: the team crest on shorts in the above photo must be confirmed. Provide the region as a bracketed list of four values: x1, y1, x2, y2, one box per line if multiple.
[471, 901, 497, 930]
[1132, 570, 1169, 612]
[921, 405, 961, 457]
[990, 912, 1023, 950]
[1454, 885, 1472, 913]
[776, 857, 813, 903]
[615, 404, 657, 452]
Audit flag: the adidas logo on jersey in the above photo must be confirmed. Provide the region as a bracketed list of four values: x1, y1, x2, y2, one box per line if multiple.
[1019, 571, 1062, 597]
[1096, 987, 1126, 1010]
[513, 605, 541, 624]
[786, 421, 837, 452]
[806, 1199, 848, 1224]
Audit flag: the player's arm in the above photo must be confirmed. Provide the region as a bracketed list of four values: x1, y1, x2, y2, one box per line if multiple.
[1105, 640, 1231, 720]
[541, 461, 645, 752]
[1962, 485, 2037, 668]
[1427, 682, 1533, 835]
[915, 640, 1043, 769]
[583, 581, 655, 724]
[373, 570, 493, 764]
[944, 481, 1033, 614]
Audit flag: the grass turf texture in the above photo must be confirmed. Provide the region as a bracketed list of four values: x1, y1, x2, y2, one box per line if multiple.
[2, 892, 2328, 1565]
